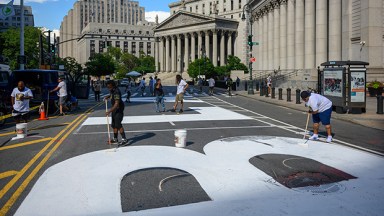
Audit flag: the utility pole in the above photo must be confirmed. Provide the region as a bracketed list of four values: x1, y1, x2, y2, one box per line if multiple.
[19, 0, 25, 70]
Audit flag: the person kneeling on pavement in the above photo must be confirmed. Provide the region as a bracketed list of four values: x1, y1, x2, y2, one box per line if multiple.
[104, 80, 128, 145]
[301, 91, 333, 143]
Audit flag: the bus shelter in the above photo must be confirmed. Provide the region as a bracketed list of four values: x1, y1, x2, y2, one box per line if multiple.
[319, 61, 369, 114]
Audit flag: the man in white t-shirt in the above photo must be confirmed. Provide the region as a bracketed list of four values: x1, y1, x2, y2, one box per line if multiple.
[11, 81, 33, 123]
[173, 74, 189, 113]
[208, 77, 215, 95]
[267, 75, 272, 96]
[301, 91, 333, 142]
[50, 77, 68, 116]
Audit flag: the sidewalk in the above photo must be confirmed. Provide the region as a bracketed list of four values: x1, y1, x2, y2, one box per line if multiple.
[235, 89, 384, 131]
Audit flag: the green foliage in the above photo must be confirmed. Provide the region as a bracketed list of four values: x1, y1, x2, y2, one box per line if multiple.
[57, 57, 87, 93]
[120, 53, 140, 72]
[0, 26, 42, 70]
[106, 47, 122, 61]
[85, 53, 116, 77]
[187, 58, 214, 78]
[226, 55, 248, 73]
[366, 81, 384, 89]
[214, 66, 230, 77]
[134, 55, 155, 74]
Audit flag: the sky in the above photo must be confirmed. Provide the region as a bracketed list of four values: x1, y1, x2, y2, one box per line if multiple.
[0, 0, 173, 36]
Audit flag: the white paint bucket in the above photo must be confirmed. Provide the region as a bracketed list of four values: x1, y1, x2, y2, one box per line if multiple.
[16, 123, 28, 138]
[174, 129, 187, 148]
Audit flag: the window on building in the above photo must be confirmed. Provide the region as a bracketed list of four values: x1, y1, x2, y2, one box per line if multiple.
[107, 41, 112, 47]
[132, 42, 136, 54]
[146, 31, 149, 35]
[99, 28, 102, 32]
[147, 43, 151, 55]
[90, 40, 96, 57]
[107, 29, 111, 33]
[131, 30, 134, 34]
[116, 41, 120, 48]
[231, 0, 234, 10]
[190, 7, 192, 12]
[124, 41, 128, 53]
[239, 0, 242, 9]
[123, 30, 127, 33]
[139, 42, 144, 53]
[115, 29, 118, 33]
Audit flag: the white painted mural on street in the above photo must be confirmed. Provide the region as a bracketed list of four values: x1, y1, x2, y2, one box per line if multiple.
[16, 136, 384, 216]
[81, 107, 253, 126]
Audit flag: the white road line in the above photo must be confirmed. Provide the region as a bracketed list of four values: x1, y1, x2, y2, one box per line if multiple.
[132, 93, 138, 97]
[169, 121, 175, 126]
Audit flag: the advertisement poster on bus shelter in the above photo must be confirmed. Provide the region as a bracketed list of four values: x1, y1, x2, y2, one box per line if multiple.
[323, 69, 343, 97]
[350, 72, 366, 102]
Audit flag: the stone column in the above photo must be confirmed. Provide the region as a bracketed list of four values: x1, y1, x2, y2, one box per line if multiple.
[329, 0, 342, 61]
[258, 16, 263, 70]
[191, 33, 196, 62]
[305, 0, 316, 69]
[316, 0, 328, 67]
[205, 31, 210, 60]
[165, 36, 170, 72]
[184, 34, 189, 72]
[227, 32, 232, 57]
[263, 13, 268, 70]
[213, 30, 218, 66]
[171, 36, 176, 72]
[295, 0, 305, 69]
[159, 38, 164, 72]
[198, 31, 203, 58]
[155, 38, 159, 72]
[268, 7, 274, 70]
[220, 31, 225, 66]
[177, 35, 182, 73]
[280, 2, 287, 69]
[287, 0, 295, 70]
[341, 0, 352, 61]
[273, 4, 280, 69]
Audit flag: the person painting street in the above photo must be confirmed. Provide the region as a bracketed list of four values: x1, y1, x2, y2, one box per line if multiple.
[154, 78, 165, 112]
[11, 81, 33, 123]
[301, 91, 333, 143]
[50, 77, 68, 116]
[173, 74, 189, 114]
[93, 78, 101, 102]
[104, 80, 128, 145]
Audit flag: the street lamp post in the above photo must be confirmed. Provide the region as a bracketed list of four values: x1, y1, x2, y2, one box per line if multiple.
[242, 3, 255, 95]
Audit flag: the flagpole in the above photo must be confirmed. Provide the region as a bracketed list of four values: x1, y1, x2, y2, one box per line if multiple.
[20, 0, 25, 70]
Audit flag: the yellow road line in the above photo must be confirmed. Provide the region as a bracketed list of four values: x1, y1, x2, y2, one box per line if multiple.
[0, 171, 18, 180]
[0, 131, 15, 137]
[0, 138, 53, 151]
[0, 105, 40, 121]
[0, 114, 89, 215]
[0, 114, 84, 200]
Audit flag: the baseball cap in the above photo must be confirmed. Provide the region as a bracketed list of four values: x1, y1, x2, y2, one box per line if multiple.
[300, 91, 311, 99]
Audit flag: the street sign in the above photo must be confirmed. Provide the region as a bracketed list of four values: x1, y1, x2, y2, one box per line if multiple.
[250, 57, 256, 62]
[252, 42, 259, 45]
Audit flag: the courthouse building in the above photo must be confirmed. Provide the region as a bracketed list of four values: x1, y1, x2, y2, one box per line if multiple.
[60, 0, 155, 64]
[155, 0, 383, 81]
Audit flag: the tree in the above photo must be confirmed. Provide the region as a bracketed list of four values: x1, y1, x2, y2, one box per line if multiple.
[187, 58, 214, 79]
[134, 55, 155, 74]
[85, 53, 116, 77]
[226, 55, 248, 73]
[120, 53, 139, 72]
[214, 66, 230, 77]
[0, 26, 42, 70]
[57, 57, 86, 95]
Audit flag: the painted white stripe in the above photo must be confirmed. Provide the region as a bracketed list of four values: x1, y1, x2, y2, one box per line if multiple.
[128, 96, 203, 103]
[132, 93, 138, 97]
[81, 107, 253, 126]
[169, 121, 175, 126]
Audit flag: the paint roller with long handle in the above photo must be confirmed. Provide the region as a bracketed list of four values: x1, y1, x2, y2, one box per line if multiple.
[303, 112, 310, 139]
[105, 99, 111, 145]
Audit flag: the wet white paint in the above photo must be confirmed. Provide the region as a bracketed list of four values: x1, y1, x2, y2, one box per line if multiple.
[81, 107, 253, 126]
[16, 136, 384, 216]
[127, 96, 202, 103]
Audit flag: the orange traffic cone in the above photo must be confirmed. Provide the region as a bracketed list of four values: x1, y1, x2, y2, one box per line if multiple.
[38, 102, 48, 120]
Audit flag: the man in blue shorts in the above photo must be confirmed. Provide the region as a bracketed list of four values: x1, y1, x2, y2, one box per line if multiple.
[301, 91, 333, 143]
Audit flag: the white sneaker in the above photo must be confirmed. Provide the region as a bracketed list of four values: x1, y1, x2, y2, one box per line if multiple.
[326, 136, 332, 143]
[309, 134, 319, 140]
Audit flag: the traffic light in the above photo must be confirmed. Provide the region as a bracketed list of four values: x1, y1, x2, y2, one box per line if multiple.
[51, 44, 55, 53]
[248, 35, 253, 47]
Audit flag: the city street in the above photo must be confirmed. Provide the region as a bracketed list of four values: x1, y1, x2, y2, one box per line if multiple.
[1, 85, 383, 216]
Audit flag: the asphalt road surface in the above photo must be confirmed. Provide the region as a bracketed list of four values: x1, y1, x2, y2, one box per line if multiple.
[1, 85, 383, 216]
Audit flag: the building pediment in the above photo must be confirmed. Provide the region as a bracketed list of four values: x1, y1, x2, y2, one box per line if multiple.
[155, 11, 238, 32]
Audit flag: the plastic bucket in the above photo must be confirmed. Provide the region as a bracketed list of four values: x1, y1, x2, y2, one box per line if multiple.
[174, 129, 187, 148]
[16, 123, 28, 138]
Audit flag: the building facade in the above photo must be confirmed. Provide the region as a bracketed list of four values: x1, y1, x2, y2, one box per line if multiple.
[60, 0, 152, 64]
[0, 4, 34, 32]
[156, 0, 383, 83]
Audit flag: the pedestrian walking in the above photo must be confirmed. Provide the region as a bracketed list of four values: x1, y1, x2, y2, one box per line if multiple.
[104, 80, 128, 145]
[173, 74, 189, 114]
[198, 77, 203, 93]
[138, 78, 146, 96]
[125, 77, 132, 103]
[11, 81, 33, 123]
[149, 77, 154, 96]
[226, 77, 233, 96]
[93, 78, 101, 102]
[208, 77, 215, 95]
[301, 91, 333, 143]
[154, 78, 166, 112]
[236, 76, 240, 87]
[267, 75, 272, 96]
[50, 77, 68, 116]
